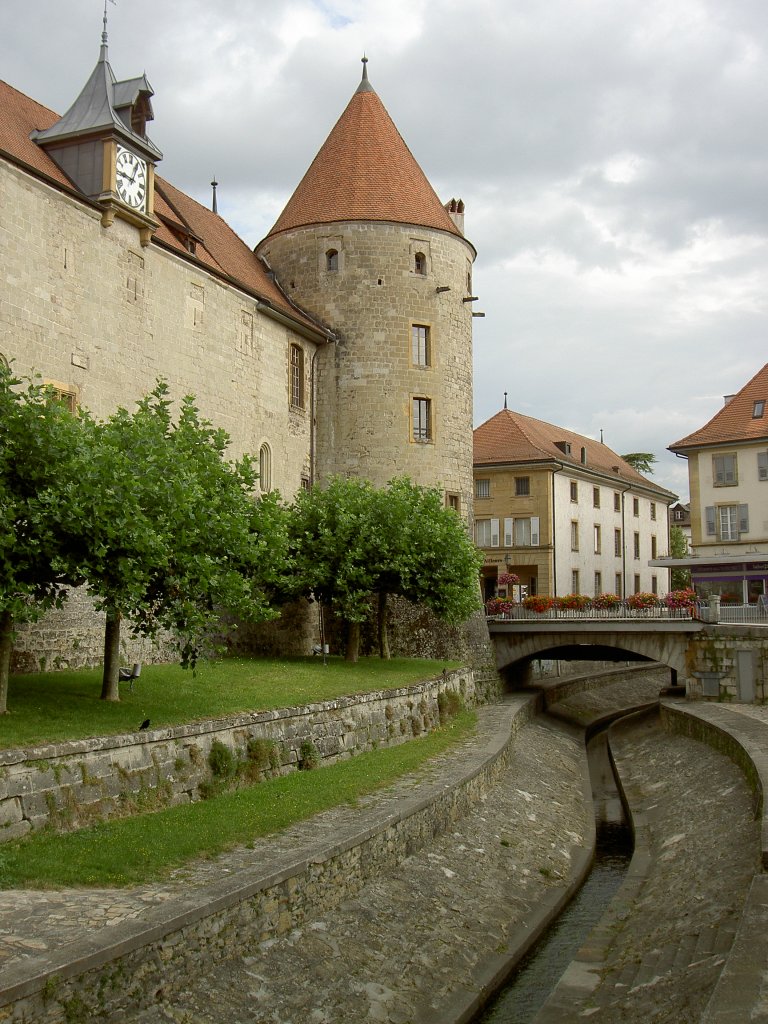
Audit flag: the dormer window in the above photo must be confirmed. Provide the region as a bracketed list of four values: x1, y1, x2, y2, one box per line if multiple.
[326, 249, 339, 272]
[414, 252, 426, 276]
[753, 400, 765, 418]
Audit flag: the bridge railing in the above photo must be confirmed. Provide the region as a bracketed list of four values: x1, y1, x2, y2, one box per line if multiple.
[487, 602, 768, 624]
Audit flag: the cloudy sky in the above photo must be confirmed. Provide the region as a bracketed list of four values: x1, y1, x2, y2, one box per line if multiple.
[3, 0, 767, 499]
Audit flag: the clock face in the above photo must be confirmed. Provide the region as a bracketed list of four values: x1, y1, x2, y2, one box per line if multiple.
[115, 146, 147, 210]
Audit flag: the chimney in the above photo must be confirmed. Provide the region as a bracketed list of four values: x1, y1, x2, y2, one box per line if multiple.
[724, 394, 736, 405]
[445, 197, 465, 234]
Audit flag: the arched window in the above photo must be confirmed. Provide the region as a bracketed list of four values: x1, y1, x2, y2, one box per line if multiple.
[326, 249, 339, 271]
[259, 443, 272, 492]
[414, 252, 426, 275]
[290, 344, 304, 409]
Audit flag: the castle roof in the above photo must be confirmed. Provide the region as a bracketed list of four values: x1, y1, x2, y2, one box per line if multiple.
[669, 363, 768, 451]
[263, 61, 464, 242]
[0, 79, 325, 338]
[474, 407, 675, 497]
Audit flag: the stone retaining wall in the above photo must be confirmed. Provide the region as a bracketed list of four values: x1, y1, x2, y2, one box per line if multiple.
[2, 697, 538, 1023]
[0, 668, 476, 844]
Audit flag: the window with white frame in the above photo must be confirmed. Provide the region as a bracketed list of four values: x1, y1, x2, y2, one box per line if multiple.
[571, 569, 580, 594]
[713, 453, 738, 486]
[706, 504, 749, 541]
[290, 344, 304, 408]
[594, 524, 601, 554]
[475, 518, 499, 547]
[753, 400, 765, 418]
[758, 451, 768, 481]
[505, 516, 540, 546]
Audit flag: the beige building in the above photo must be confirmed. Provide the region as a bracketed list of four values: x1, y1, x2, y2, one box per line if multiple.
[474, 407, 675, 601]
[655, 363, 768, 604]
[0, 36, 476, 667]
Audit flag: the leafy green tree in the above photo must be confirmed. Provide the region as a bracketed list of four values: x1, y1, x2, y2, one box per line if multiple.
[287, 477, 482, 662]
[669, 525, 692, 590]
[52, 383, 286, 700]
[621, 452, 657, 475]
[369, 479, 482, 658]
[0, 367, 85, 713]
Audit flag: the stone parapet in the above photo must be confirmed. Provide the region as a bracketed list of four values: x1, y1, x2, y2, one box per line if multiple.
[0, 668, 475, 843]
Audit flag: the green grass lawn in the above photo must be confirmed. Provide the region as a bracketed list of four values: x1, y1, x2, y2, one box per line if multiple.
[0, 709, 477, 889]
[0, 656, 459, 750]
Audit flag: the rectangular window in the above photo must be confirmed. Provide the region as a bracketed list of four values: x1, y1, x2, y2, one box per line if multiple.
[594, 524, 601, 554]
[615, 572, 622, 597]
[614, 528, 622, 557]
[633, 497, 639, 517]
[513, 516, 540, 546]
[753, 400, 765, 418]
[474, 519, 499, 547]
[475, 478, 490, 499]
[651, 575, 658, 595]
[290, 344, 304, 408]
[446, 492, 460, 512]
[651, 535, 657, 559]
[411, 324, 430, 367]
[44, 382, 78, 414]
[634, 574, 641, 594]
[594, 571, 602, 596]
[571, 570, 580, 594]
[650, 502, 656, 521]
[707, 504, 749, 540]
[758, 451, 768, 481]
[614, 492, 621, 512]
[713, 453, 738, 486]
[570, 481, 578, 502]
[593, 487, 600, 508]
[571, 520, 579, 551]
[633, 532, 640, 559]
[412, 397, 432, 442]
[515, 476, 530, 496]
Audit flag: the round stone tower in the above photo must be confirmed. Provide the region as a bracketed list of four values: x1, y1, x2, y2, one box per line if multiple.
[256, 60, 477, 517]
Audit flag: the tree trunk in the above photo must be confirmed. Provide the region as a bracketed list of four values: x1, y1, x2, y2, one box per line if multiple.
[101, 607, 122, 701]
[0, 609, 13, 715]
[377, 591, 390, 660]
[345, 620, 360, 663]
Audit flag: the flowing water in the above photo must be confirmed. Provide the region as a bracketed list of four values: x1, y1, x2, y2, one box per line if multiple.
[475, 725, 633, 1024]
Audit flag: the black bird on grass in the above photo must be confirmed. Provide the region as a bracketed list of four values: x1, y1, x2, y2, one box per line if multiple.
[139, 719, 150, 731]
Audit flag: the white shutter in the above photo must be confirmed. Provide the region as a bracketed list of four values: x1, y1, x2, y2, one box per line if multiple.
[739, 504, 749, 534]
[504, 517, 513, 547]
[490, 518, 500, 547]
[705, 506, 716, 535]
[758, 452, 768, 481]
[531, 516, 540, 546]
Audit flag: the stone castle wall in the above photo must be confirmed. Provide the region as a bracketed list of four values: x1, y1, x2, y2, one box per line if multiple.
[0, 667, 476, 843]
[259, 221, 476, 517]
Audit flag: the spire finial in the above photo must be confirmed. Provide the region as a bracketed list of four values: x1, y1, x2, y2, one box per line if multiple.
[361, 54, 368, 81]
[504, 391, 508, 410]
[101, 0, 115, 60]
[211, 177, 218, 215]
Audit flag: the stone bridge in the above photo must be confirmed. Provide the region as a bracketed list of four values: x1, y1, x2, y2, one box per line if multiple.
[488, 618, 768, 702]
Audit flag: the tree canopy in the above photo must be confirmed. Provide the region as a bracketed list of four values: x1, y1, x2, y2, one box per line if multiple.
[621, 452, 657, 475]
[288, 477, 482, 661]
[0, 367, 86, 712]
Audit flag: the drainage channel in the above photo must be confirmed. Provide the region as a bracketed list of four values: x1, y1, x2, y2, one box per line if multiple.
[474, 720, 634, 1024]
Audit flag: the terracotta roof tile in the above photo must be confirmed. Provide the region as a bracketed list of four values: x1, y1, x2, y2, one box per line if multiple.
[669, 363, 768, 450]
[0, 79, 322, 335]
[263, 77, 462, 241]
[474, 408, 674, 496]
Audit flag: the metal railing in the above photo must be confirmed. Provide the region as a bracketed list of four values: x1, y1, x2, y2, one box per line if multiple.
[487, 602, 768, 625]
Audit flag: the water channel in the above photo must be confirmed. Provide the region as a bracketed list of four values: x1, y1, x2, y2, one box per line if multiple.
[475, 721, 634, 1024]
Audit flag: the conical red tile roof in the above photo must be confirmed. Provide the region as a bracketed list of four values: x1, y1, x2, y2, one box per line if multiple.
[669, 363, 768, 450]
[263, 69, 462, 240]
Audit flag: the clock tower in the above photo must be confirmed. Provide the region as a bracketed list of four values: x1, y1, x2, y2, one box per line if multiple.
[31, 14, 162, 245]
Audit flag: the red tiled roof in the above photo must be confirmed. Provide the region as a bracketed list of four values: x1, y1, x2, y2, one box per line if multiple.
[669, 363, 768, 450]
[263, 77, 462, 241]
[474, 408, 674, 495]
[0, 79, 322, 335]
